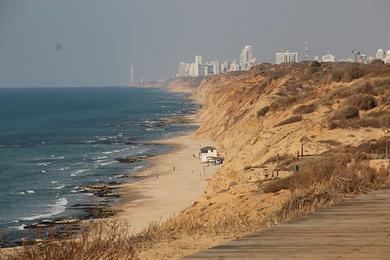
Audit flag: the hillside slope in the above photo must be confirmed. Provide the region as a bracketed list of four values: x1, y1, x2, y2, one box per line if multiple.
[141, 61, 390, 259]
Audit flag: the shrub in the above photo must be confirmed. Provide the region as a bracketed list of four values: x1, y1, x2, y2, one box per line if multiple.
[310, 61, 321, 68]
[347, 66, 367, 80]
[294, 103, 316, 114]
[332, 70, 344, 82]
[380, 115, 390, 129]
[358, 117, 381, 128]
[326, 86, 353, 100]
[274, 115, 302, 127]
[355, 83, 376, 95]
[371, 59, 385, 66]
[346, 94, 377, 110]
[257, 106, 270, 117]
[336, 106, 360, 119]
[380, 94, 390, 106]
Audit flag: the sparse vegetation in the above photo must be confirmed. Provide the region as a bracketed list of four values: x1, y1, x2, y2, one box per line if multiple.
[274, 115, 302, 127]
[310, 61, 321, 68]
[294, 103, 316, 114]
[335, 106, 360, 120]
[4, 62, 390, 260]
[257, 106, 270, 117]
[346, 94, 377, 110]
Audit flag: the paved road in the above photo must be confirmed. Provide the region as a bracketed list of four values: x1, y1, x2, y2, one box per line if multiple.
[185, 187, 390, 259]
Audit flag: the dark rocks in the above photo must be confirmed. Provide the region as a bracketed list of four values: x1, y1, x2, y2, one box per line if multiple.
[115, 156, 140, 163]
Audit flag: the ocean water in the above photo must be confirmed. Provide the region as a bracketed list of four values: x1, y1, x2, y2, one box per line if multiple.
[0, 87, 197, 246]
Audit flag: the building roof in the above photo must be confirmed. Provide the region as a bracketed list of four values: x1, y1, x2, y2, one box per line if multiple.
[200, 146, 217, 152]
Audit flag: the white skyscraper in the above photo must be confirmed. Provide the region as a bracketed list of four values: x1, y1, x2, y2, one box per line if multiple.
[209, 61, 220, 75]
[275, 50, 299, 64]
[376, 49, 385, 60]
[240, 45, 256, 70]
[195, 55, 203, 65]
[177, 62, 190, 78]
[385, 50, 390, 64]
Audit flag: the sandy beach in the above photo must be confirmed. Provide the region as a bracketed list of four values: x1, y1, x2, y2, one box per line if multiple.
[114, 133, 219, 234]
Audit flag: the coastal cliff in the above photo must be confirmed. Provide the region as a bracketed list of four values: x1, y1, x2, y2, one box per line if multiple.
[141, 61, 390, 258]
[7, 62, 390, 260]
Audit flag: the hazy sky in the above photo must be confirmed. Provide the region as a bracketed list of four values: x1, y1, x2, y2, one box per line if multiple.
[0, 0, 389, 87]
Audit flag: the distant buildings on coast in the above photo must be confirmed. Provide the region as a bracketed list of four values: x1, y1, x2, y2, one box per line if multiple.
[275, 50, 299, 64]
[176, 45, 256, 78]
[173, 42, 390, 80]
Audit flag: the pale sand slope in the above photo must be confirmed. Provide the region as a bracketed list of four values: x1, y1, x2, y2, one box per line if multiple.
[114, 133, 219, 234]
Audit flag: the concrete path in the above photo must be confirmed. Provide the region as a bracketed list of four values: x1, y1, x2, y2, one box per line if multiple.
[185, 187, 390, 259]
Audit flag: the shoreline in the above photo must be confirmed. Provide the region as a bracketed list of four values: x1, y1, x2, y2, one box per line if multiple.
[0, 86, 202, 249]
[113, 123, 219, 234]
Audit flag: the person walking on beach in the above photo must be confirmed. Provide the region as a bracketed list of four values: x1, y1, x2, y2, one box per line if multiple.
[173, 166, 176, 172]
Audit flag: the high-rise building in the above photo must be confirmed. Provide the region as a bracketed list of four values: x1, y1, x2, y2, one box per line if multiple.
[376, 49, 385, 60]
[385, 50, 390, 64]
[275, 50, 299, 64]
[240, 45, 256, 70]
[209, 61, 220, 75]
[195, 55, 203, 65]
[129, 65, 135, 84]
[177, 62, 190, 78]
[220, 61, 229, 73]
[322, 51, 335, 62]
[204, 64, 214, 76]
[229, 60, 240, 72]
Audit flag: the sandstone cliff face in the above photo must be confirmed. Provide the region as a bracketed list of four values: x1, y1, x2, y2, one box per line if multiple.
[192, 62, 390, 193]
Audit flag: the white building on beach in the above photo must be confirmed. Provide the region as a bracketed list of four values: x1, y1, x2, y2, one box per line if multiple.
[199, 146, 218, 163]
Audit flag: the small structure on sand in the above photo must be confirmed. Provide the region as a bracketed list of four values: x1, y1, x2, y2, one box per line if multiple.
[207, 156, 224, 165]
[199, 146, 218, 163]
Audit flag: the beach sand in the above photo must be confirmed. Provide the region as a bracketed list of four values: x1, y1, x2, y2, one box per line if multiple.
[114, 133, 219, 234]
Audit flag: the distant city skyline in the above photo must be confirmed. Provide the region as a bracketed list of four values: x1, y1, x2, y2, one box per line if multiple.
[0, 0, 389, 87]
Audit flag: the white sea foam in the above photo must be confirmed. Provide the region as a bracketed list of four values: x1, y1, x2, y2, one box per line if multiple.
[70, 169, 87, 177]
[92, 156, 108, 160]
[40, 170, 47, 173]
[37, 162, 51, 166]
[98, 161, 116, 166]
[9, 224, 26, 230]
[102, 151, 113, 155]
[54, 185, 65, 190]
[95, 159, 109, 163]
[51, 181, 59, 184]
[19, 192, 25, 195]
[21, 198, 68, 221]
[26, 190, 35, 194]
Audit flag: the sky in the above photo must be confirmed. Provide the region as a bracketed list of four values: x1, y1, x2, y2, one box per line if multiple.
[0, 0, 389, 87]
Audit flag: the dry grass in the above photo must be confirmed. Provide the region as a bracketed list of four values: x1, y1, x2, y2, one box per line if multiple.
[293, 103, 316, 114]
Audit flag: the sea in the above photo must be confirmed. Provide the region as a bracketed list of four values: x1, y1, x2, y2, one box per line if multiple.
[0, 86, 198, 247]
